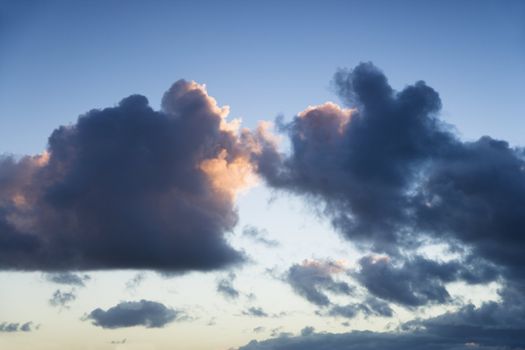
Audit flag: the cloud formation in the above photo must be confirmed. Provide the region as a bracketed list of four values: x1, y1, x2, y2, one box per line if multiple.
[253, 61, 525, 288]
[0, 322, 36, 332]
[49, 289, 76, 309]
[286, 260, 353, 307]
[242, 307, 269, 318]
[355, 255, 498, 307]
[45, 272, 90, 287]
[86, 300, 181, 329]
[242, 225, 279, 247]
[0, 80, 254, 272]
[240, 284, 525, 350]
[217, 272, 240, 300]
[245, 62, 525, 348]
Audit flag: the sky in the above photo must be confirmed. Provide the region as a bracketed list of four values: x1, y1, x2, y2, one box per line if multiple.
[0, 1, 524, 350]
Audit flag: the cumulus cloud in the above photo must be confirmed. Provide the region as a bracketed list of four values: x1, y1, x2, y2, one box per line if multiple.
[85, 300, 182, 329]
[253, 61, 525, 292]
[0, 322, 36, 332]
[286, 260, 353, 307]
[244, 61, 525, 348]
[0, 80, 256, 272]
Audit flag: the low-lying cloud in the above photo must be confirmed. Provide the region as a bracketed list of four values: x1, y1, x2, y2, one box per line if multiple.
[0, 321, 36, 332]
[85, 300, 182, 329]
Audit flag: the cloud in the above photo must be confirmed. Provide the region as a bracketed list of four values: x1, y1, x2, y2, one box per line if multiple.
[45, 272, 90, 287]
[0, 322, 36, 332]
[0, 80, 255, 272]
[85, 300, 182, 329]
[239, 286, 525, 350]
[286, 260, 353, 307]
[49, 289, 76, 309]
[354, 255, 498, 307]
[217, 272, 240, 300]
[242, 307, 269, 318]
[285, 259, 392, 320]
[242, 225, 279, 247]
[252, 61, 525, 290]
[125, 272, 147, 291]
[300, 326, 315, 336]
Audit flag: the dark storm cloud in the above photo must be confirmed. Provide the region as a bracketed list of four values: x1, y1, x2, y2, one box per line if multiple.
[253, 61, 525, 286]
[217, 272, 240, 300]
[354, 255, 498, 307]
[86, 300, 181, 329]
[0, 322, 36, 332]
[45, 272, 90, 287]
[0, 80, 253, 272]
[286, 260, 353, 307]
[49, 289, 76, 309]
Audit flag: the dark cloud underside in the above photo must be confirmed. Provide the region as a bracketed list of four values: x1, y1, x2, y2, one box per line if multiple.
[0, 81, 251, 272]
[86, 300, 180, 329]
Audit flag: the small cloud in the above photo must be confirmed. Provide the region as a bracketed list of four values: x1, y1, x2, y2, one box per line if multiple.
[44, 272, 90, 287]
[242, 225, 279, 247]
[49, 289, 76, 309]
[242, 307, 269, 318]
[253, 326, 265, 333]
[85, 300, 183, 329]
[301, 326, 315, 336]
[217, 272, 240, 300]
[126, 272, 147, 291]
[0, 322, 37, 332]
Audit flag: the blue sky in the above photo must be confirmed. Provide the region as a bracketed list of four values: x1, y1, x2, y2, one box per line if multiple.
[2, 0, 524, 155]
[1, 1, 525, 350]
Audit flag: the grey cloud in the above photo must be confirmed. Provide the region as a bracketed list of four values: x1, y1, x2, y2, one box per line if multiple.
[301, 326, 315, 336]
[0, 80, 250, 272]
[252, 62, 525, 311]
[217, 272, 240, 300]
[242, 307, 269, 318]
[125, 272, 146, 291]
[325, 297, 393, 319]
[286, 260, 353, 307]
[253, 62, 525, 280]
[354, 255, 499, 307]
[45, 272, 90, 287]
[240, 282, 525, 350]
[49, 289, 76, 309]
[0, 322, 36, 332]
[242, 225, 279, 247]
[86, 300, 181, 329]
